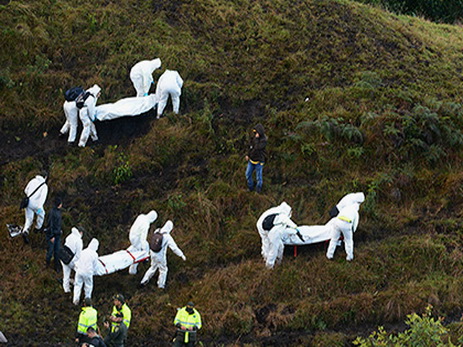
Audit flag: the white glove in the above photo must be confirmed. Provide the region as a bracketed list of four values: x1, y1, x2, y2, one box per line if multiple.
[182, 255, 186, 261]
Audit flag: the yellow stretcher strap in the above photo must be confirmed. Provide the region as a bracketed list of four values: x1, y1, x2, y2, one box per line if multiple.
[338, 216, 352, 223]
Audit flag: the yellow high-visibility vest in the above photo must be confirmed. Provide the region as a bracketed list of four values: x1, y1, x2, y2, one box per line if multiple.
[77, 306, 98, 334]
[111, 303, 131, 332]
[174, 307, 202, 343]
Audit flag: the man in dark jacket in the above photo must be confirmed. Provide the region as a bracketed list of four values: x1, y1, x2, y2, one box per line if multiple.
[245, 124, 267, 193]
[104, 315, 127, 347]
[82, 327, 107, 347]
[46, 197, 63, 272]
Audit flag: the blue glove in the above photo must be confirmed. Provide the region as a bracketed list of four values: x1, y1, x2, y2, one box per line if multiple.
[36, 208, 43, 214]
[144, 93, 148, 96]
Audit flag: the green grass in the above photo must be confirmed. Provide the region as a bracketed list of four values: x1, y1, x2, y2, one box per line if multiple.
[2, 0, 463, 345]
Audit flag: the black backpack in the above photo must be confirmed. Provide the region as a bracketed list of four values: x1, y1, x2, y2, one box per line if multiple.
[75, 91, 94, 109]
[64, 87, 85, 102]
[149, 232, 164, 253]
[262, 213, 277, 231]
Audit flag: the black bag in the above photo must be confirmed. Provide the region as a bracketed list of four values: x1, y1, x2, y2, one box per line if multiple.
[64, 87, 85, 102]
[59, 245, 75, 265]
[19, 197, 29, 210]
[262, 213, 277, 231]
[76, 91, 93, 109]
[149, 233, 164, 252]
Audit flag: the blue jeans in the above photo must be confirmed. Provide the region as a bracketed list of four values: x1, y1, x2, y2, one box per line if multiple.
[246, 161, 264, 192]
[46, 235, 61, 271]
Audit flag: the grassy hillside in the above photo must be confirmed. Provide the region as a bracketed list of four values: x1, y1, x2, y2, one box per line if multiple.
[1, 0, 463, 345]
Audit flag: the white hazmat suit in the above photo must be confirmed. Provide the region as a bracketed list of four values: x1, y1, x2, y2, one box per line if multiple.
[127, 210, 158, 275]
[61, 227, 83, 293]
[78, 84, 101, 148]
[140, 220, 186, 288]
[330, 192, 365, 217]
[130, 58, 162, 97]
[256, 202, 300, 269]
[23, 175, 48, 234]
[326, 203, 360, 261]
[60, 100, 79, 143]
[155, 70, 183, 118]
[73, 238, 99, 305]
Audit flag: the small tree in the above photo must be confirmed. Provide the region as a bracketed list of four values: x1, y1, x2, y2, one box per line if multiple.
[353, 305, 458, 347]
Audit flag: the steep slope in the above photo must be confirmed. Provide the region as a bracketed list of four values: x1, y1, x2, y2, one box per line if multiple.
[1, 0, 463, 345]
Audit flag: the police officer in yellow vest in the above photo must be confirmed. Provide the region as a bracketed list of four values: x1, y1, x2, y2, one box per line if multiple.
[75, 298, 98, 345]
[110, 294, 131, 333]
[173, 302, 202, 346]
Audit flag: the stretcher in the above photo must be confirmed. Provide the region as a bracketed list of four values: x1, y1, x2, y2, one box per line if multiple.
[95, 249, 150, 276]
[95, 94, 157, 121]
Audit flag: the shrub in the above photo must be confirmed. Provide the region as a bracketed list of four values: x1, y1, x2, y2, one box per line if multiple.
[353, 305, 455, 346]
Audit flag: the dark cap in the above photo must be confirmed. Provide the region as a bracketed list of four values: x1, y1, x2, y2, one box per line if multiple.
[113, 294, 125, 303]
[84, 298, 92, 306]
[187, 302, 195, 307]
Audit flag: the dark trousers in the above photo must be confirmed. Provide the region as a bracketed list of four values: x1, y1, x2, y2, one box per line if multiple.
[46, 235, 61, 270]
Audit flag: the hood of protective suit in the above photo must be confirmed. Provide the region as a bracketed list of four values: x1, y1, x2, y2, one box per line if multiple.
[147, 210, 158, 223]
[71, 227, 82, 238]
[87, 84, 101, 97]
[160, 220, 173, 234]
[279, 202, 292, 217]
[354, 192, 365, 204]
[88, 238, 99, 252]
[254, 124, 265, 137]
[35, 175, 46, 182]
[149, 58, 162, 72]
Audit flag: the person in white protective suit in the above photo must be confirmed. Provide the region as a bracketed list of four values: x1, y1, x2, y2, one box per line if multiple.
[60, 100, 79, 143]
[78, 84, 101, 148]
[257, 202, 304, 269]
[329, 192, 365, 218]
[61, 227, 83, 293]
[140, 220, 186, 289]
[130, 58, 162, 97]
[326, 203, 361, 261]
[127, 210, 158, 275]
[155, 69, 184, 118]
[23, 174, 48, 243]
[73, 238, 99, 305]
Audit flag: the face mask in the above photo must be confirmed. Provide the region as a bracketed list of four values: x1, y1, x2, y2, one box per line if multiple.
[186, 307, 194, 314]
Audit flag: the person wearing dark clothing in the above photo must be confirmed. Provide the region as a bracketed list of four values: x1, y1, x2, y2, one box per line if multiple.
[82, 327, 107, 347]
[46, 197, 63, 272]
[104, 318, 127, 347]
[245, 124, 267, 193]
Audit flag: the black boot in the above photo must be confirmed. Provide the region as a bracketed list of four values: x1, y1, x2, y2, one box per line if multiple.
[22, 232, 30, 244]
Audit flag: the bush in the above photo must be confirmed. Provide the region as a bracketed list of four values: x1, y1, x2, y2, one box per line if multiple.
[353, 305, 456, 346]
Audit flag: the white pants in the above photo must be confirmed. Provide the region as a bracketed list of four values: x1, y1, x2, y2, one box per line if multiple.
[258, 227, 270, 261]
[61, 260, 76, 293]
[157, 89, 180, 117]
[24, 206, 45, 234]
[265, 229, 284, 269]
[73, 273, 93, 305]
[141, 259, 168, 288]
[127, 240, 149, 275]
[131, 75, 149, 97]
[60, 101, 79, 142]
[326, 219, 354, 260]
[78, 108, 98, 147]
